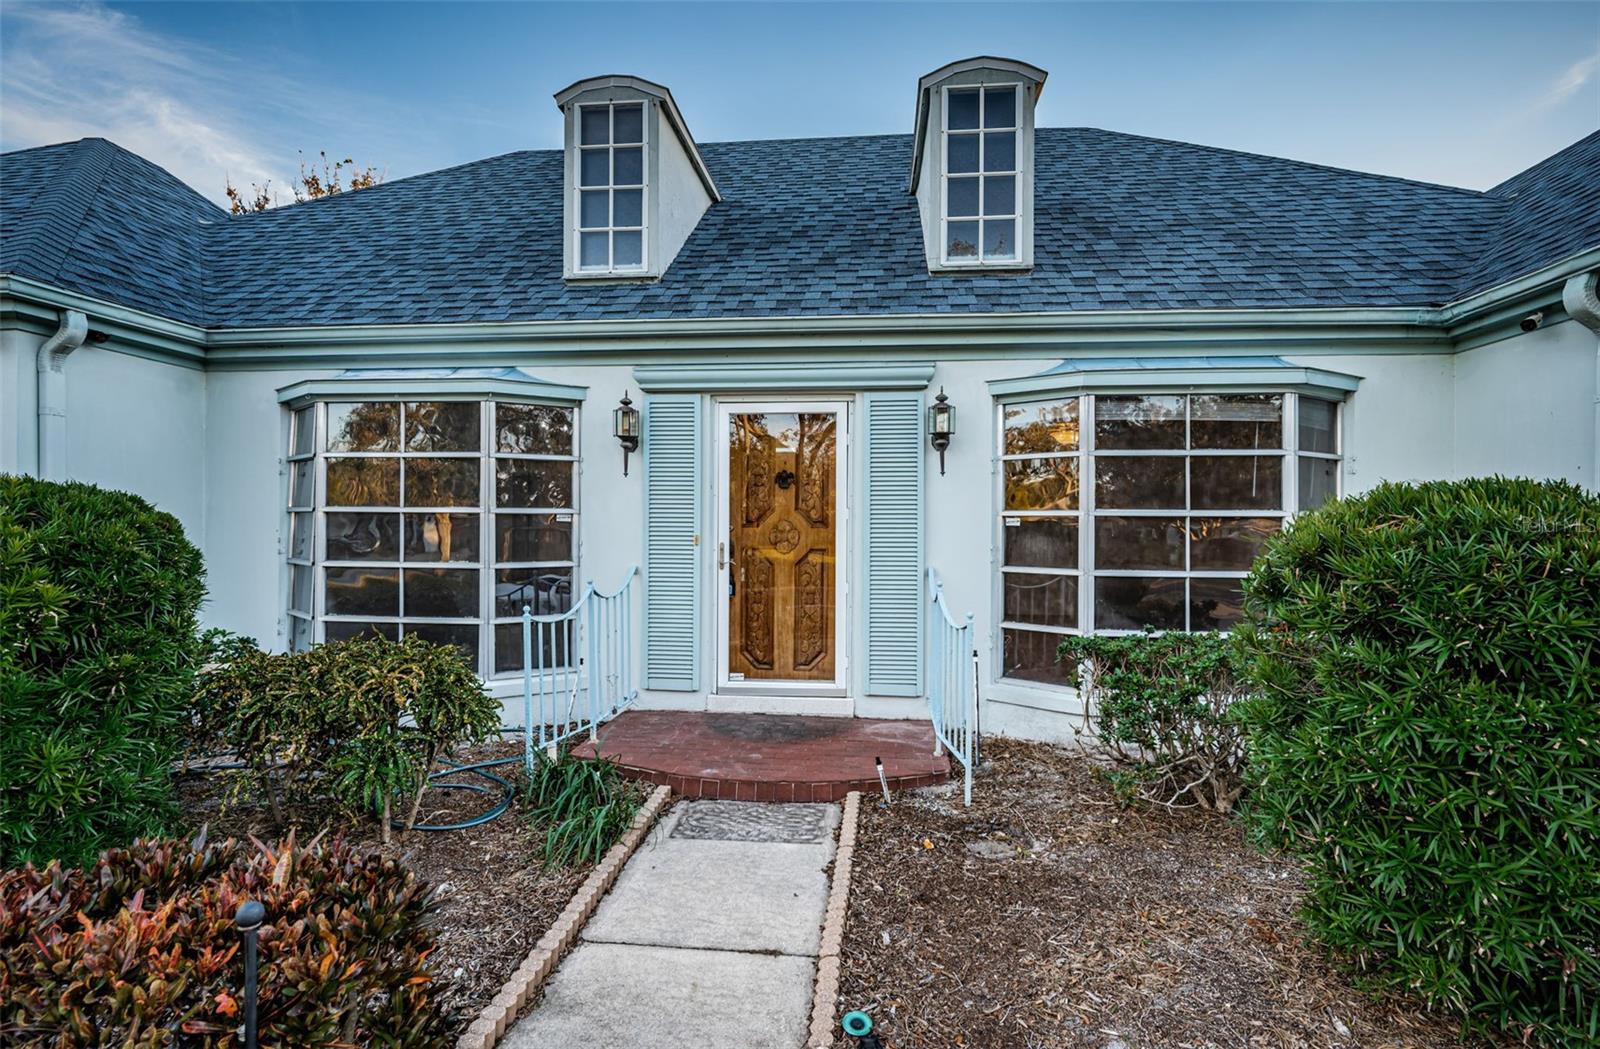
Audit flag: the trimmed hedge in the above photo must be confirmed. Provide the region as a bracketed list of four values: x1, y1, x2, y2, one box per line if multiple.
[1234, 477, 1599, 1045]
[0, 832, 450, 1046]
[0, 476, 206, 867]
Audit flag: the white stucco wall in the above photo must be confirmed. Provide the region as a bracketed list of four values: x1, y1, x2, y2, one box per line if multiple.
[1287, 352, 1457, 491]
[654, 114, 714, 275]
[193, 350, 1474, 734]
[18, 323, 1597, 745]
[66, 347, 207, 538]
[0, 327, 35, 477]
[1451, 319, 1598, 489]
[0, 327, 205, 539]
[202, 369, 313, 647]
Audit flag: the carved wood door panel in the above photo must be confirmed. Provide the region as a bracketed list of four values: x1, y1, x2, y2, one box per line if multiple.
[726, 411, 837, 683]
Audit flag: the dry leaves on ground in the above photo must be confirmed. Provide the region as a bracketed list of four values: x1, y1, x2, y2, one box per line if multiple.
[835, 737, 1504, 1049]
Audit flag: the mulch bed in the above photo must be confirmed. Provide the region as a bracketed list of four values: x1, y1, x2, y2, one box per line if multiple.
[835, 737, 1503, 1049]
[175, 740, 589, 1035]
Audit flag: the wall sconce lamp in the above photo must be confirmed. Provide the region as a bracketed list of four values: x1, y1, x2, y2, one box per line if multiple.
[928, 387, 955, 475]
[614, 391, 641, 476]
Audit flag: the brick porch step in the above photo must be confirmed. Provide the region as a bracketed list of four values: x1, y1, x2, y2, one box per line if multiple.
[571, 710, 950, 802]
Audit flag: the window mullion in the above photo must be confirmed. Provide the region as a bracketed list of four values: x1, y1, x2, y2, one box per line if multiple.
[480, 405, 494, 677]
[314, 403, 327, 644]
[1081, 393, 1096, 635]
[1285, 392, 1300, 517]
[977, 108, 986, 253]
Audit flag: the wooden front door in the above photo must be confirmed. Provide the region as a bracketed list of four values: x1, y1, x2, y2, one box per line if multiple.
[724, 408, 840, 684]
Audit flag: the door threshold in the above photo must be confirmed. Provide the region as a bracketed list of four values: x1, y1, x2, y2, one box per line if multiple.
[706, 693, 856, 717]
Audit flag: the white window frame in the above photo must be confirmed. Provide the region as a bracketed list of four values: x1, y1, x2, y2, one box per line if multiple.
[940, 81, 1021, 268]
[488, 402, 582, 679]
[574, 101, 649, 275]
[1294, 394, 1344, 512]
[993, 391, 1344, 688]
[285, 408, 317, 655]
[284, 399, 580, 680]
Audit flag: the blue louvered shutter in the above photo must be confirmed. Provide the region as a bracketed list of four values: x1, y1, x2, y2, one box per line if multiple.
[863, 392, 925, 697]
[643, 395, 703, 691]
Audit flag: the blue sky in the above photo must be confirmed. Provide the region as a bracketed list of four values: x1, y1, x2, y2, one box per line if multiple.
[2, 1, 1596, 206]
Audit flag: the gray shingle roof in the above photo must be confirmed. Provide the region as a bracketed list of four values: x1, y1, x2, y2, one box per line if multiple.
[1459, 130, 1600, 297]
[2, 128, 1595, 330]
[0, 138, 223, 326]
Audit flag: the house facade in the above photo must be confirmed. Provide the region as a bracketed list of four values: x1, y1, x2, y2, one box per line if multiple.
[3, 57, 1598, 741]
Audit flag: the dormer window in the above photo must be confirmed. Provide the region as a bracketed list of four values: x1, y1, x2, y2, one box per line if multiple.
[576, 102, 647, 273]
[942, 84, 1020, 265]
[910, 57, 1046, 274]
[556, 76, 719, 281]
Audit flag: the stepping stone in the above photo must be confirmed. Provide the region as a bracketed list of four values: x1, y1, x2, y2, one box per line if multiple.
[581, 801, 836, 955]
[500, 941, 815, 1049]
[505, 800, 840, 1049]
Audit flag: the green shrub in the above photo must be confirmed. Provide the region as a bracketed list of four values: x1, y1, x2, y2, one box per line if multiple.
[525, 748, 642, 867]
[0, 476, 206, 867]
[1234, 477, 1600, 1045]
[185, 629, 261, 762]
[1058, 631, 1249, 812]
[0, 831, 450, 1046]
[198, 635, 502, 842]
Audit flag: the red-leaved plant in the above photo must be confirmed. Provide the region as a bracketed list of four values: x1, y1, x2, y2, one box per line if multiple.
[0, 830, 451, 1047]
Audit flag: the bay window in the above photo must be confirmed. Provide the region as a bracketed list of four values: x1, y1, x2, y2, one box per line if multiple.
[284, 398, 578, 677]
[998, 391, 1342, 686]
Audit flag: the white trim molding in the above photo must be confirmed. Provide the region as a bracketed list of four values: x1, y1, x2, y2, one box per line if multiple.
[633, 361, 936, 393]
[988, 355, 1364, 399]
[277, 367, 588, 408]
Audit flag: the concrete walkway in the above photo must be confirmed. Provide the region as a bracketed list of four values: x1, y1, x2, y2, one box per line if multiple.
[501, 799, 838, 1049]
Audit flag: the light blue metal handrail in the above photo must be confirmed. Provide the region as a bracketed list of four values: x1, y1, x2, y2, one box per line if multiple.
[927, 568, 977, 806]
[521, 565, 640, 769]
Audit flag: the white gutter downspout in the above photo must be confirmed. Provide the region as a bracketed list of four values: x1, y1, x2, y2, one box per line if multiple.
[1562, 271, 1600, 493]
[35, 309, 88, 481]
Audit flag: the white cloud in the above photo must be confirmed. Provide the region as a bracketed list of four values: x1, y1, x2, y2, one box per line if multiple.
[0, 2, 365, 206]
[1536, 48, 1600, 111]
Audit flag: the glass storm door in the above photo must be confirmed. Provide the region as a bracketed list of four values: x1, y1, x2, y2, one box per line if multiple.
[717, 403, 846, 691]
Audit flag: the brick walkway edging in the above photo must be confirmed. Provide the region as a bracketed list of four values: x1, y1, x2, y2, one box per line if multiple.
[808, 790, 862, 1048]
[454, 783, 675, 1049]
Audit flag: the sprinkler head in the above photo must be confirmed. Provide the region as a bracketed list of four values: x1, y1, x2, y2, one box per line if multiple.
[842, 1010, 884, 1047]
